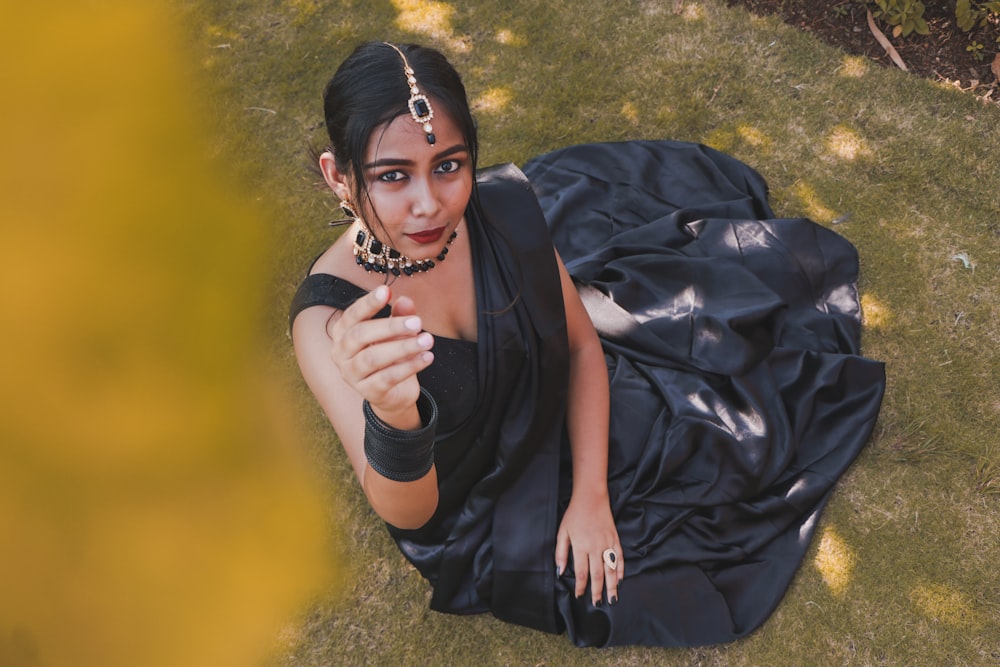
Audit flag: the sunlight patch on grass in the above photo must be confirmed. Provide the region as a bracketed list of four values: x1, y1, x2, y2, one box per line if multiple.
[737, 124, 772, 150]
[837, 55, 869, 78]
[825, 126, 873, 162]
[704, 124, 771, 155]
[681, 3, 707, 21]
[621, 101, 641, 126]
[791, 181, 837, 223]
[910, 583, 982, 630]
[391, 0, 467, 52]
[203, 23, 240, 44]
[813, 525, 855, 597]
[704, 127, 737, 152]
[472, 87, 513, 114]
[861, 292, 893, 330]
[494, 28, 524, 47]
[199, 26, 238, 70]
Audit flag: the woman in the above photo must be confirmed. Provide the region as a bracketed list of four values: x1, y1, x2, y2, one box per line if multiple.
[291, 41, 885, 647]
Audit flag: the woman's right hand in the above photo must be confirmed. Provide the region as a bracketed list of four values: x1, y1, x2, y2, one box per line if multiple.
[328, 285, 434, 428]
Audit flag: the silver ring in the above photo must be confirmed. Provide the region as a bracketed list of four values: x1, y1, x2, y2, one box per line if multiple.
[602, 548, 618, 570]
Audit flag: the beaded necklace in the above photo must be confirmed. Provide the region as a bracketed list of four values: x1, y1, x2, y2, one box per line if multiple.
[353, 226, 457, 276]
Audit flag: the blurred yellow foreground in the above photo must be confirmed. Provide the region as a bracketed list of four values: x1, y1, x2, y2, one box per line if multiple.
[0, 3, 333, 666]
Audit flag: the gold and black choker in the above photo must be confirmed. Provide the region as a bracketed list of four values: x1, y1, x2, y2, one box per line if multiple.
[353, 227, 457, 276]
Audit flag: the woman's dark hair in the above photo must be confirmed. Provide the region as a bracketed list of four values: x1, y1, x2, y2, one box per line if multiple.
[322, 41, 478, 217]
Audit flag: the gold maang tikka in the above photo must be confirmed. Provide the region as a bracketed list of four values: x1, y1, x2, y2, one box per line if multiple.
[384, 42, 436, 145]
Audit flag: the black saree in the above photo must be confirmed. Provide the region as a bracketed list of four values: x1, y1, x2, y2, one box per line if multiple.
[387, 163, 571, 635]
[289, 140, 886, 648]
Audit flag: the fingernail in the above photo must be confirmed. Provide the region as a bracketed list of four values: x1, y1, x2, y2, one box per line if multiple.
[609, 595, 618, 606]
[555, 565, 562, 576]
[417, 332, 433, 348]
[373, 286, 388, 301]
[405, 317, 422, 332]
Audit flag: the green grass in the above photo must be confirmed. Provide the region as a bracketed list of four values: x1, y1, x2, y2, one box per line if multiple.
[179, 0, 1000, 664]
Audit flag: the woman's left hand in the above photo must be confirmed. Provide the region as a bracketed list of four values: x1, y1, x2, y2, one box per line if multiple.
[555, 491, 623, 607]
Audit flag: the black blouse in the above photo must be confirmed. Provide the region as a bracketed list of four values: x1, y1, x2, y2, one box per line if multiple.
[288, 272, 479, 434]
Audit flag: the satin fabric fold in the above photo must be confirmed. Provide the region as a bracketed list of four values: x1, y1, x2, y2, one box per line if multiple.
[525, 141, 884, 646]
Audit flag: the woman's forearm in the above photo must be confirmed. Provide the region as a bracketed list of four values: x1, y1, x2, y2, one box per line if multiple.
[554, 250, 612, 500]
[566, 337, 611, 499]
[363, 465, 439, 529]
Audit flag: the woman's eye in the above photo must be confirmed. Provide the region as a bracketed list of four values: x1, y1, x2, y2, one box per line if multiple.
[436, 159, 461, 174]
[378, 170, 404, 183]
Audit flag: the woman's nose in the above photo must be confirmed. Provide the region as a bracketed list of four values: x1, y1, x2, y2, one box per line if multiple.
[410, 178, 440, 217]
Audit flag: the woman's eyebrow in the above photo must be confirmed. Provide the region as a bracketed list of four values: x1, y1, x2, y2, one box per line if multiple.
[364, 143, 468, 169]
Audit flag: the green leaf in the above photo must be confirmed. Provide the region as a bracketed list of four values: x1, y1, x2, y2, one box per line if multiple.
[955, 0, 975, 32]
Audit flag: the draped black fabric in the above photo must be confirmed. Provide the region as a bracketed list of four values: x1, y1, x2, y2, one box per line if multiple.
[407, 164, 570, 633]
[525, 141, 884, 646]
[289, 141, 886, 648]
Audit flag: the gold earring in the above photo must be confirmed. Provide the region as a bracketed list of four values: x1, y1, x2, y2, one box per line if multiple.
[328, 199, 359, 227]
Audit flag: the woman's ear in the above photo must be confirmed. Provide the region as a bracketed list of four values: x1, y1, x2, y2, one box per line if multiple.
[318, 150, 352, 200]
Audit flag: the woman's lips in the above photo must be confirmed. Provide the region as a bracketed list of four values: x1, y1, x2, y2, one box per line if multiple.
[406, 226, 445, 245]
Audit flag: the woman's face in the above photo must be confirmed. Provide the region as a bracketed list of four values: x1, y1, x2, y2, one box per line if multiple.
[357, 105, 473, 260]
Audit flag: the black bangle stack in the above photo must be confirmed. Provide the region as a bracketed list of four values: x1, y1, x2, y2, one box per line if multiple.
[363, 388, 438, 482]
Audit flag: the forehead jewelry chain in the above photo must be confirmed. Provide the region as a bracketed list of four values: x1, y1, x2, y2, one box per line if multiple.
[384, 42, 436, 145]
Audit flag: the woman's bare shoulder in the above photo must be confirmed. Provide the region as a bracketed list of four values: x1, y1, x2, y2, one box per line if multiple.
[309, 231, 355, 277]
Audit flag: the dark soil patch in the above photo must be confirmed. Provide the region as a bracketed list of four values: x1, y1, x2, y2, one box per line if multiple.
[726, 0, 999, 103]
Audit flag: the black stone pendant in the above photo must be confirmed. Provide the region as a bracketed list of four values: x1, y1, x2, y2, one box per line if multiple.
[413, 98, 430, 118]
